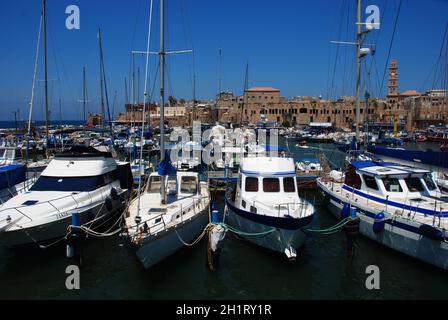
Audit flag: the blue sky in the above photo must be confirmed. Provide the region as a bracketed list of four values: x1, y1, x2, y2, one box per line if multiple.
[0, 0, 447, 121]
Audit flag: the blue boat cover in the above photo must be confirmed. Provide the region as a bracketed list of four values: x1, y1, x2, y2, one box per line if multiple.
[368, 145, 448, 169]
[0, 164, 26, 190]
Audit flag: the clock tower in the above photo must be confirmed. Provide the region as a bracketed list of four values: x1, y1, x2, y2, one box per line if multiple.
[387, 59, 398, 108]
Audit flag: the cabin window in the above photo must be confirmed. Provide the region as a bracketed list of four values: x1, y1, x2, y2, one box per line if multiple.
[381, 177, 402, 192]
[148, 176, 162, 193]
[404, 177, 424, 192]
[423, 174, 437, 191]
[245, 177, 259, 192]
[250, 206, 257, 213]
[238, 174, 242, 190]
[241, 200, 246, 208]
[180, 176, 197, 194]
[263, 178, 280, 192]
[30, 169, 118, 192]
[283, 177, 296, 192]
[363, 175, 379, 190]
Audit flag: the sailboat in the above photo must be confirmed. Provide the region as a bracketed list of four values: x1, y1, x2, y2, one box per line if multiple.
[124, 0, 210, 269]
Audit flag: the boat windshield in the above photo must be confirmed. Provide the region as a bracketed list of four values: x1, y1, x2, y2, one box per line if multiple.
[30, 171, 117, 192]
[148, 176, 162, 193]
[381, 177, 403, 192]
[180, 176, 197, 194]
[404, 177, 424, 192]
[283, 177, 296, 192]
[263, 178, 280, 192]
[423, 174, 437, 191]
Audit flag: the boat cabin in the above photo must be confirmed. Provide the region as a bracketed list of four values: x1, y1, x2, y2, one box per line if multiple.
[233, 157, 301, 216]
[344, 161, 441, 199]
[146, 171, 200, 201]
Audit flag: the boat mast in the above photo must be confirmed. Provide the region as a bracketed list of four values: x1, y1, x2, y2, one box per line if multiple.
[137, 0, 154, 216]
[98, 28, 105, 129]
[43, 0, 49, 138]
[28, 14, 42, 137]
[83, 66, 86, 124]
[160, 0, 166, 204]
[355, 0, 361, 140]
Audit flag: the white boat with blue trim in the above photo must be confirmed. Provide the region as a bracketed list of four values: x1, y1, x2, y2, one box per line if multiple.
[225, 156, 315, 260]
[317, 160, 448, 270]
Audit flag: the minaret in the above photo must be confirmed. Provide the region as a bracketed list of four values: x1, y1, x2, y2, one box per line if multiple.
[387, 59, 398, 109]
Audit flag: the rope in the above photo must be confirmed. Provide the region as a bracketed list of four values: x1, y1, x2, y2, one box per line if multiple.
[303, 216, 352, 235]
[174, 223, 213, 247]
[216, 222, 276, 237]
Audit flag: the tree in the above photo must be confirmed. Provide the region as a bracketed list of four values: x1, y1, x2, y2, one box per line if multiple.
[168, 96, 177, 107]
[179, 98, 186, 105]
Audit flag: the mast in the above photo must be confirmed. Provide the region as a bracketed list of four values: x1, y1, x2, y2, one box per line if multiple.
[240, 62, 249, 125]
[160, 0, 166, 204]
[43, 0, 49, 138]
[98, 28, 105, 129]
[355, 0, 361, 140]
[137, 0, 154, 216]
[192, 73, 196, 125]
[28, 13, 42, 136]
[218, 48, 222, 100]
[59, 98, 62, 128]
[83, 67, 86, 124]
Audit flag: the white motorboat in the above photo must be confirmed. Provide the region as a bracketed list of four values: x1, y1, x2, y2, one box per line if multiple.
[225, 156, 315, 260]
[317, 160, 448, 270]
[0, 146, 132, 247]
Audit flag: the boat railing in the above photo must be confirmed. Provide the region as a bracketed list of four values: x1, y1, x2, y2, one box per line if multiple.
[0, 186, 110, 223]
[250, 198, 311, 218]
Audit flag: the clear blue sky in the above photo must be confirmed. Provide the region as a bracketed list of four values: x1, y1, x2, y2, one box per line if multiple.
[0, 0, 447, 121]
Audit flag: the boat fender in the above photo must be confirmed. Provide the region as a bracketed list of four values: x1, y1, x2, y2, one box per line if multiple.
[419, 224, 444, 241]
[111, 187, 119, 201]
[340, 203, 350, 219]
[372, 211, 386, 234]
[105, 197, 113, 211]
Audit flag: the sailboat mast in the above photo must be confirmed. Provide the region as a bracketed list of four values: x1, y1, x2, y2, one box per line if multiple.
[160, 0, 166, 204]
[28, 13, 43, 136]
[355, 0, 361, 140]
[83, 66, 86, 124]
[43, 0, 49, 138]
[98, 28, 105, 129]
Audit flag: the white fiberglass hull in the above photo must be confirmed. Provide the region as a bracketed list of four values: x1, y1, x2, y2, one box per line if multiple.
[135, 208, 209, 269]
[318, 181, 448, 270]
[0, 194, 126, 247]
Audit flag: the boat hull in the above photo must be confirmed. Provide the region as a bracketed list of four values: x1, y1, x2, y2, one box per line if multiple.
[0, 196, 126, 247]
[225, 198, 313, 258]
[318, 182, 448, 270]
[135, 208, 209, 269]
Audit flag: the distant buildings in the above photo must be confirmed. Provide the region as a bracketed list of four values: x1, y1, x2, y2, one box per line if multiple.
[114, 59, 447, 131]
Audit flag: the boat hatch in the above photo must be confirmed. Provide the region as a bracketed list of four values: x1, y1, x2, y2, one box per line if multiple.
[377, 168, 391, 172]
[148, 208, 166, 214]
[22, 200, 38, 206]
[409, 198, 425, 202]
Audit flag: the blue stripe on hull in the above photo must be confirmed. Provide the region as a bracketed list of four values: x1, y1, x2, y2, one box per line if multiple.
[319, 186, 440, 237]
[341, 185, 448, 217]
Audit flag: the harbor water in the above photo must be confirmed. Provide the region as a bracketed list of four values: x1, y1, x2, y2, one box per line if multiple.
[0, 139, 447, 299]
